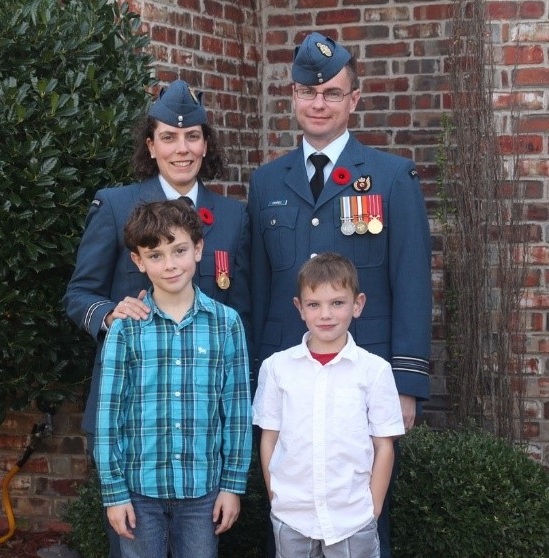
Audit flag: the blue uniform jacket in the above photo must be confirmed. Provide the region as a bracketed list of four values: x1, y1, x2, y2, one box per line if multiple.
[63, 176, 251, 433]
[248, 135, 432, 401]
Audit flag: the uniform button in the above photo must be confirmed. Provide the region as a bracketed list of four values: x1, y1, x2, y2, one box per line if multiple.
[311, 217, 319, 226]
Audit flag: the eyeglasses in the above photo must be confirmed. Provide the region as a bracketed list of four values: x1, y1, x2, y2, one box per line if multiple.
[294, 87, 354, 103]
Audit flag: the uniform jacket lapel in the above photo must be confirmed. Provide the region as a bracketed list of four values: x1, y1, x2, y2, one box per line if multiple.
[284, 147, 316, 206]
[136, 176, 166, 203]
[317, 135, 367, 207]
[196, 181, 215, 237]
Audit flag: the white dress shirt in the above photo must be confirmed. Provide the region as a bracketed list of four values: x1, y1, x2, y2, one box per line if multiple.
[303, 130, 349, 183]
[253, 332, 404, 545]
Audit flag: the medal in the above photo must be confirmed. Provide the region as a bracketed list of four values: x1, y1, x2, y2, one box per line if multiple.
[340, 197, 355, 235]
[353, 196, 368, 234]
[217, 272, 230, 289]
[215, 250, 231, 290]
[368, 218, 383, 234]
[367, 195, 384, 234]
[341, 221, 355, 235]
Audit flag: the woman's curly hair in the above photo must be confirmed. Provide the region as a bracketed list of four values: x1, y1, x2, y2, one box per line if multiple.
[131, 116, 225, 181]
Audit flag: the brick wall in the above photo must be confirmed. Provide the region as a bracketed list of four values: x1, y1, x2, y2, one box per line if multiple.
[0, 402, 87, 533]
[1, 0, 547, 532]
[128, 0, 548, 456]
[493, 4, 549, 463]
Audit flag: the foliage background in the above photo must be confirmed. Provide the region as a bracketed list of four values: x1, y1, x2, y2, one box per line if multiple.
[392, 426, 549, 557]
[0, 0, 155, 421]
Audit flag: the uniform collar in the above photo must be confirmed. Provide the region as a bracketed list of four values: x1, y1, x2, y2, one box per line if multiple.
[158, 173, 199, 206]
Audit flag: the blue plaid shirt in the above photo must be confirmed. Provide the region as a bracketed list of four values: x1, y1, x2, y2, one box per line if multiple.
[95, 287, 252, 507]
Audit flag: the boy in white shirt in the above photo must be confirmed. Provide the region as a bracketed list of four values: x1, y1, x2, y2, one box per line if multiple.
[253, 252, 404, 558]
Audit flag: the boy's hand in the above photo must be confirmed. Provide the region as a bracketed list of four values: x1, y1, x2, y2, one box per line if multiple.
[106, 503, 136, 540]
[212, 491, 240, 534]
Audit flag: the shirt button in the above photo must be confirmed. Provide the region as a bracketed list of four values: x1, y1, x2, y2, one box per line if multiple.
[174, 454, 181, 460]
[311, 217, 319, 226]
[310, 253, 318, 258]
[174, 331, 180, 336]
[174, 391, 181, 397]
[175, 423, 181, 429]
[175, 359, 181, 365]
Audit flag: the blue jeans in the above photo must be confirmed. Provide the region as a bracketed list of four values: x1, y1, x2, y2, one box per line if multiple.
[119, 490, 219, 558]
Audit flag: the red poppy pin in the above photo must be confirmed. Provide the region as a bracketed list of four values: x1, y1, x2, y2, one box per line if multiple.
[198, 207, 214, 225]
[332, 167, 351, 186]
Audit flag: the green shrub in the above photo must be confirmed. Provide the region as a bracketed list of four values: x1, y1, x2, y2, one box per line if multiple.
[63, 470, 108, 558]
[392, 426, 549, 557]
[0, 0, 155, 421]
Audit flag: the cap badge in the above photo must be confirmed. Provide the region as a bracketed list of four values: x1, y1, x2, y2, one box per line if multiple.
[316, 42, 333, 57]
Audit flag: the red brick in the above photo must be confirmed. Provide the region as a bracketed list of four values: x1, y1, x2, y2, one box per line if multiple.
[354, 131, 391, 147]
[493, 91, 544, 110]
[519, 1, 546, 18]
[487, 2, 519, 19]
[387, 112, 411, 128]
[394, 23, 442, 39]
[202, 36, 223, 55]
[518, 158, 549, 177]
[176, 0, 200, 9]
[517, 116, 549, 134]
[363, 7, 410, 22]
[224, 4, 245, 23]
[343, 25, 389, 41]
[501, 45, 544, 64]
[366, 41, 411, 58]
[203, 0, 223, 18]
[499, 134, 543, 155]
[363, 77, 409, 93]
[394, 95, 412, 110]
[297, 0, 338, 6]
[514, 68, 549, 86]
[522, 421, 540, 439]
[317, 9, 361, 25]
[267, 13, 313, 27]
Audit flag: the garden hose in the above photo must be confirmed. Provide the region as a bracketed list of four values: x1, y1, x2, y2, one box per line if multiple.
[0, 414, 53, 545]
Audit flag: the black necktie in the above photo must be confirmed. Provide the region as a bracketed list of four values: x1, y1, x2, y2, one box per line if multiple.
[309, 154, 330, 201]
[178, 196, 194, 208]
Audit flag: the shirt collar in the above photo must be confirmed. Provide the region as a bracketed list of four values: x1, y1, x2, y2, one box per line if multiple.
[158, 174, 198, 205]
[303, 130, 350, 171]
[141, 286, 216, 325]
[290, 330, 358, 364]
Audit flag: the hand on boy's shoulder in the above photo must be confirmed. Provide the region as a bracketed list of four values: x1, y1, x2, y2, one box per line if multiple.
[106, 289, 150, 328]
